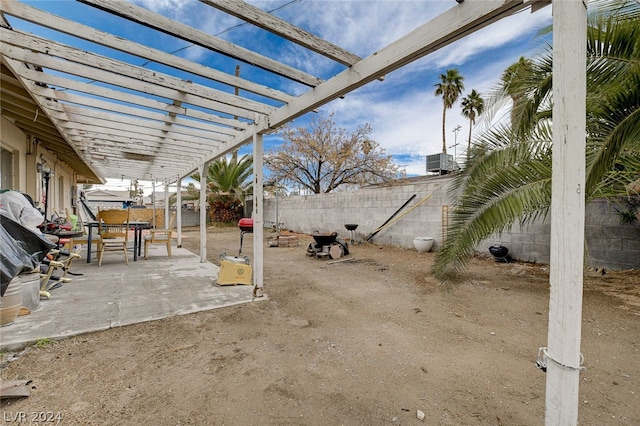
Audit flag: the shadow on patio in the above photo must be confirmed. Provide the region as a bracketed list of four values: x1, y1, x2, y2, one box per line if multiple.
[0, 244, 264, 351]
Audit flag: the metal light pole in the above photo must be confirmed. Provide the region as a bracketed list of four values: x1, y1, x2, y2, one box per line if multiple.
[449, 125, 462, 170]
[450, 125, 462, 158]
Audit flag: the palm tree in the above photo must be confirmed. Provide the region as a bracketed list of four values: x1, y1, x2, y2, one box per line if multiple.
[203, 154, 253, 200]
[460, 89, 484, 163]
[191, 154, 253, 221]
[432, 0, 640, 284]
[434, 69, 465, 154]
[499, 56, 535, 131]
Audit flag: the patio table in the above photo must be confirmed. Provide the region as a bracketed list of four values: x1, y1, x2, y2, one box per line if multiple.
[84, 221, 150, 263]
[46, 230, 84, 239]
[130, 221, 151, 261]
[84, 221, 98, 263]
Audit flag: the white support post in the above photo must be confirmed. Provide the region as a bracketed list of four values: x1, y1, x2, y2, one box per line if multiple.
[545, 0, 587, 424]
[164, 180, 169, 229]
[199, 162, 209, 263]
[252, 132, 264, 295]
[151, 177, 157, 228]
[176, 176, 182, 248]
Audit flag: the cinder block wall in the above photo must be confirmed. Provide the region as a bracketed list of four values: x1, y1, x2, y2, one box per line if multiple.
[263, 177, 640, 270]
[180, 208, 200, 227]
[584, 199, 640, 270]
[264, 176, 455, 251]
[476, 199, 640, 269]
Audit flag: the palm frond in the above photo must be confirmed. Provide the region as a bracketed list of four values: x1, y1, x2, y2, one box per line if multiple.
[433, 124, 553, 286]
[434, 1, 640, 284]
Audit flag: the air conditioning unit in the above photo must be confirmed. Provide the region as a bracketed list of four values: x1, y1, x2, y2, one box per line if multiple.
[426, 153, 454, 174]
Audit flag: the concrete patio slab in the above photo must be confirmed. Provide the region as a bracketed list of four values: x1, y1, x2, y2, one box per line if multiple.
[0, 245, 264, 351]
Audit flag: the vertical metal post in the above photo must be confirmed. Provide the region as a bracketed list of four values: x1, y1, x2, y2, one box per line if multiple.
[43, 171, 51, 219]
[545, 1, 587, 424]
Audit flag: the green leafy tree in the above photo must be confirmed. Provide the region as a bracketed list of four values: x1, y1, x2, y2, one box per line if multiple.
[433, 0, 640, 284]
[266, 113, 404, 194]
[129, 179, 144, 204]
[169, 182, 199, 207]
[434, 69, 465, 154]
[460, 89, 485, 163]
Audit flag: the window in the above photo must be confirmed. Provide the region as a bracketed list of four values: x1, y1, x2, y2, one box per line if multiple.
[1, 147, 14, 189]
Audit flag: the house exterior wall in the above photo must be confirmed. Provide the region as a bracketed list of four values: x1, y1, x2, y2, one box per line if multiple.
[1, 117, 78, 218]
[1, 116, 29, 192]
[263, 176, 640, 270]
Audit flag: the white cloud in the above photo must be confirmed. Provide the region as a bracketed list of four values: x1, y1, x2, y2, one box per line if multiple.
[278, 1, 451, 56]
[325, 85, 442, 156]
[132, 0, 191, 15]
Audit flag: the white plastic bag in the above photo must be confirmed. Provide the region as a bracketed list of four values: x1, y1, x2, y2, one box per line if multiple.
[0, 191, 44, 232]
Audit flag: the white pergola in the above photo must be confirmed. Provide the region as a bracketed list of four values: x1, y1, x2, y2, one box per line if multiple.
[0, 1, 587, 423]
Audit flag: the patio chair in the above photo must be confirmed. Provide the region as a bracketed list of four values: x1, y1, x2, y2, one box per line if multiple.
[144, 211, 176, 259]
[97, 208, 130, 266]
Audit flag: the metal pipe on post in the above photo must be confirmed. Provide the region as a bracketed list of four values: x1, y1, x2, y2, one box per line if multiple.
[544, 1, 587, 424]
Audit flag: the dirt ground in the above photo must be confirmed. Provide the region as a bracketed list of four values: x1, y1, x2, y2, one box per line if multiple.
[1, 226, 639, 425]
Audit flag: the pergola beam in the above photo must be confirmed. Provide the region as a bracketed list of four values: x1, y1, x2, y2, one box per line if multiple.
[77, 0, 323, 87]
[57, 107, 231, 143]
[43, 94, 240, 136]
[0, 0, 293, 104]
[201, 0, 362, 66]
[0, 35, 273, 118]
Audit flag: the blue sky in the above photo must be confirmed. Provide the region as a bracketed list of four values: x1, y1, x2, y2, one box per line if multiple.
[17, 0, 553, 192]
